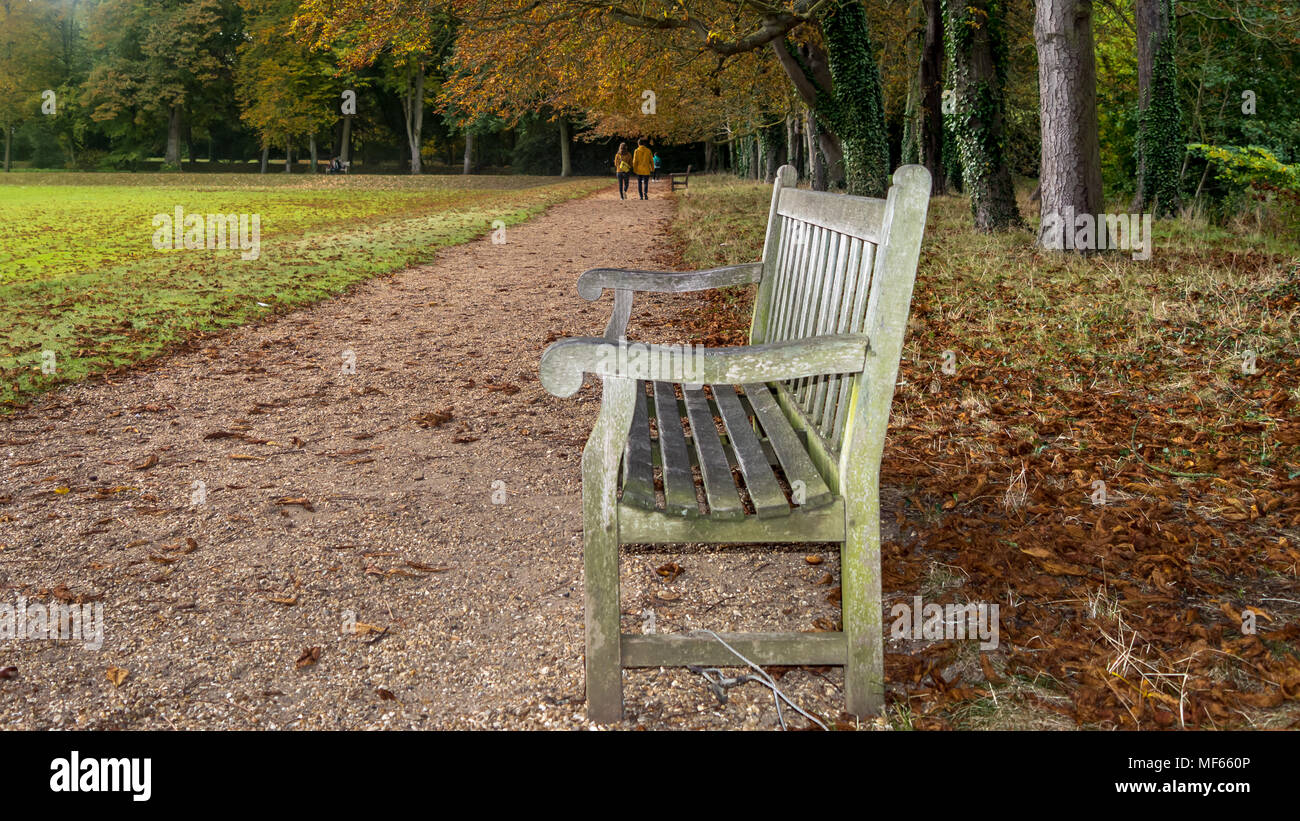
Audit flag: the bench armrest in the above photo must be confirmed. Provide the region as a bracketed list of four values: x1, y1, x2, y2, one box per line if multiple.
[576, 262, 761, 301]
[540, 334, 869, 398]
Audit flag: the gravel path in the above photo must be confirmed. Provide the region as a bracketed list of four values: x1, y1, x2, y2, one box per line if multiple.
[0, 180, 880, 730]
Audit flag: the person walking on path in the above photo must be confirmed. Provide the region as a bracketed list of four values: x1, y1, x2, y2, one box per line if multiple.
[614, 143, 633, 199]
[652, 151, 662, 181]
[632, 139, 654, 200]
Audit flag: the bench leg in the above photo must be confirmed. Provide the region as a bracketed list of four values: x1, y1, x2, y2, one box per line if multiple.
[583, 503, 622, 723]
[842, 495, 884, 717]
[580, 378, 637, 723]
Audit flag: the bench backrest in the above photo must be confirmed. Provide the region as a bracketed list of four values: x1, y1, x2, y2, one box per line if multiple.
[748, 164, 931, 490]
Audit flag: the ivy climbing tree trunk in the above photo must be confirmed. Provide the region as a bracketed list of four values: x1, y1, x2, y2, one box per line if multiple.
[1035, 0, 1104, 247]
[921, 0, 947, 195]
[1133, 0, 1181, 216]
[945, 0, 1021, 230]
[819, 0, 890, 196]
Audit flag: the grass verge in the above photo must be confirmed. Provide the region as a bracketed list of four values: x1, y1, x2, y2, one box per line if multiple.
[1, 173, 607, 406]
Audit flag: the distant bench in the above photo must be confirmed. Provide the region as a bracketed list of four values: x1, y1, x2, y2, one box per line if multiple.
[669, 165, 691, 192]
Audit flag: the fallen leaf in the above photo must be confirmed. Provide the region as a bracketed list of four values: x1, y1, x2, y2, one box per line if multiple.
[131, 453, 158, 471]
[295, 647, 321, 669]
[655, 562, 683, 582]
[805, 555, 824, 565]
[0, 666, 17, 680]
[377, 688, 397, 701]
[106, 666, 129, 687]
[412, 409, 454, 428]
[405, 561, 452, 573]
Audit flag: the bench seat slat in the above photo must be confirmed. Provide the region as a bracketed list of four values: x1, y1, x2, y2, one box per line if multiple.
[711, 385, 790, 517]
[620, 381, 657, 508]
[742, 383, 834, 509]
[653, 381, 698, 515]
[682, 387, 745, 519]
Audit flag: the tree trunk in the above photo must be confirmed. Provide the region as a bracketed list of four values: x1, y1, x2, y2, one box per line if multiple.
[704, 138, 716, 173]
[284, 140, 292, 173]
[806, 108, 828, 191]
[402, 63, 425, 174]
[921, 0, 947, 194]
[945, 0, 1022, 230]
[1132, 0, 1181, 215]
[1035, 0, 1104, 248]
[310, 135, 318, 173]
[3, 125, 10, 172]
[462, 130, 474, 174]
[819, 1, 890, 196]
[183, 118, 195, 171]
[340, 115, 352, 165]
[260, 143, 268, 174]
[559, 117, 572, 177]
[785, 115, 800, 179]
[165, 105, 182, 168]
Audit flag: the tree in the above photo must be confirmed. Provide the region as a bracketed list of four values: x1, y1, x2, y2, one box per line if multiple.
[0, 0, 59, 171]
[83, 0, 237, 170]
[1035, 0, 1103, 247]
[1132, 0, 1180, 216]
[236, 0, 336, 173]
[919, 0, 947, 194]
[808, 1, 890, 195]
[297, 1, 455, 174]
[945, 0, 1021, 229]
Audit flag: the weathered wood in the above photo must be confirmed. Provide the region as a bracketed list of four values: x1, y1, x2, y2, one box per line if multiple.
[623, 631, 847, 667]
[581, 376, 638, 723]
[840, 164, 932, 715]
[604, 289, 633, 340]
[577, 262, 761, 301]
[539, 334, 869, 399]
[620, 382, 656, 509]
[617, 498, 845, 543]
[749, 165, 798, 344]
[742, 383, 832, 509]
[653, 381, 698, 515]
[682, 388, 745, 519]
[542, 163, 932, 721]
[712, 385, 790, 517]
[777, 187, 886, 243]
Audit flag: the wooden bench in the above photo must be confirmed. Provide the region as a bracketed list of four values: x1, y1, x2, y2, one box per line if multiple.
[669, 165, 691, 191]
[540, 164, 932, 722]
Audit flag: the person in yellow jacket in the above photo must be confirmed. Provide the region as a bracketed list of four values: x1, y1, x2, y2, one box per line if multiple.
[632, 139, 654, 200]
[613, 142, 633, 199]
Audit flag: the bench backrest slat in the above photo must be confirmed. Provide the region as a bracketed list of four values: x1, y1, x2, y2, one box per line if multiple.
[749, 164, 929, 465]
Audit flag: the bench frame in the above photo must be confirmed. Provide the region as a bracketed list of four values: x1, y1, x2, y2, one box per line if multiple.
[669, 165, 691, 191]
[541, 164, 931, 722]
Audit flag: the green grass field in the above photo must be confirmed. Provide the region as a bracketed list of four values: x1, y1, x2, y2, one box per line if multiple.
[0, 172, 607, 405]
